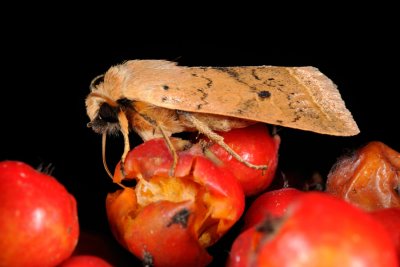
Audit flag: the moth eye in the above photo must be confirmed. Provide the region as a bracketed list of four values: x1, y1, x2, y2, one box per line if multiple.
[98, 103, 119, 123]
[90, 74, 105, 90]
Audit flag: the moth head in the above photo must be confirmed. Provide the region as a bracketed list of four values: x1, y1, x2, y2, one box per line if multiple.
[86, 74, 124, 135]
[85, 73, 134, 180]
[87, 101, 122, 135]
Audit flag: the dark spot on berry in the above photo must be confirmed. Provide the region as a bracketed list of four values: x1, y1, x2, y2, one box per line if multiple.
[167, 208, 190, 228]
[256, 214, 282, 235]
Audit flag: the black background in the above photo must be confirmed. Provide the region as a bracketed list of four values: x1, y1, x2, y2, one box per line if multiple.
[1, 6, 398, 266]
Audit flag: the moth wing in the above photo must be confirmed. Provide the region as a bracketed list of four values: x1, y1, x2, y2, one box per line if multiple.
[119, 60, 359, 136]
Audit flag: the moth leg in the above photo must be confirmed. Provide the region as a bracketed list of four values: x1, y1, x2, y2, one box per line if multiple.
[134, 109, 179, 176]
[117, 110, 131, 178]
[102, 133, 115, 179]
[156, 121, 178, 176]
[102, 133, 126, 188]
[181, 112, 268, 171]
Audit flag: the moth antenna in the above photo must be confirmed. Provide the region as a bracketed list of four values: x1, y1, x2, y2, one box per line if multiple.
[102, 133, 126, 189]
[171, 56, 182, 63]
[102, 132, 114, 180]
[88, 92, 118, 107]
[90, 74, 105, 91]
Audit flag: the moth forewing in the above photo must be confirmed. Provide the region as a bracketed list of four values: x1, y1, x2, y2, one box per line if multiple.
[85, 60, 360, 175]
[118, 60, 359, 136]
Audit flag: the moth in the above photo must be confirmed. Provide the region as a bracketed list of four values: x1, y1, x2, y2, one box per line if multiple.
[85, 60, 359, 175]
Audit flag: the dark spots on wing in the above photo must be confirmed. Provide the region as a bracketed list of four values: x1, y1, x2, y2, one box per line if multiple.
[200, 75, 213, 88]
[197, 88, 207, 96]
[251, 69, 261, 80]
[258, 90, 271, 99]
[193, 75, 213, 109]
[263, 77, 280, 88]
[217, 67, 258, 92]
[196, 88, 209, 109]
[276, 120, 283, 123]
[167, 208, 190, 228]
[217, 67, 240, 79]
[206, 78, 213, 88]
[236, 99, 256, 115]
[287, 99, 321, 123]
[287, 98, 303, 123]
[191, 73, 198, 77]
[288, 99, 301, 109]
[291, 115, 301, 123]
[287, 93, 298, 100]
[162, 85, 169, 90]
[161, 96, 167, 102]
